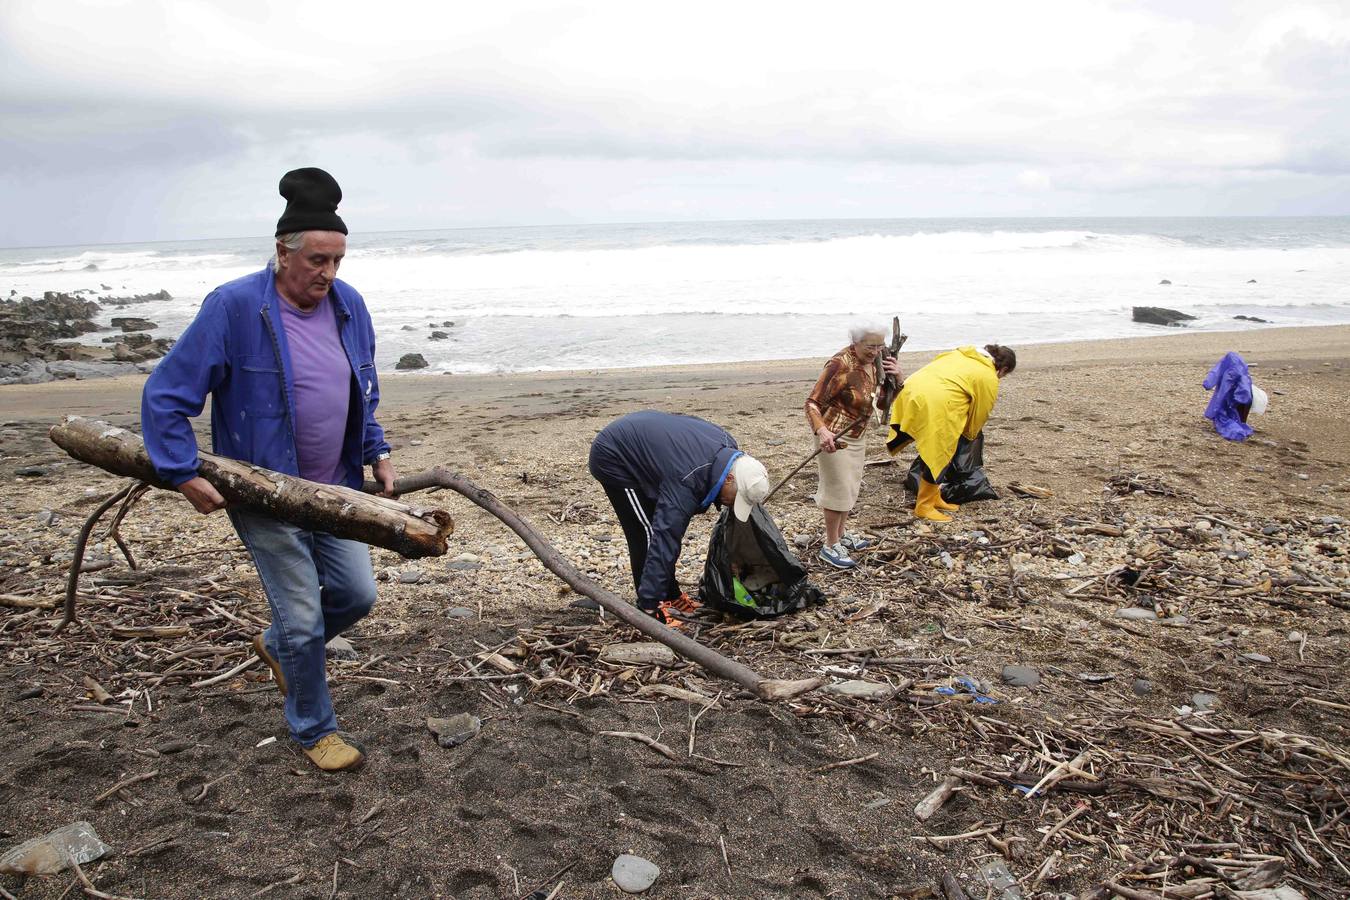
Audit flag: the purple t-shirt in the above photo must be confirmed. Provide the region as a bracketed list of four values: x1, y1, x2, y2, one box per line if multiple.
[278, 296, 350, 484]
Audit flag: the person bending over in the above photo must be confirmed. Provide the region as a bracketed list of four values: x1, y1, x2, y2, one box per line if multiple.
[887, 344, 1015, 522]
[589, 411, 770, 627]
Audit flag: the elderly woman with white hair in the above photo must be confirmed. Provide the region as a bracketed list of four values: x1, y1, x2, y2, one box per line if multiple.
[804, 323, 902, 569]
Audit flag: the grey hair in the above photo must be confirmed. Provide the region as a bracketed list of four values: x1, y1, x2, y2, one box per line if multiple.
[270, 232, 307, 273]
[848, 322, 889, 344]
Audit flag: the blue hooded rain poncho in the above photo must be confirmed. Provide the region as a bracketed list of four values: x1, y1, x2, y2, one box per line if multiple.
[1202, 351, 1254, 441]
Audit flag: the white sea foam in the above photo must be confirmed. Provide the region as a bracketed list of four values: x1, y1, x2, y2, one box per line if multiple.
[2, 220, 1347, 373]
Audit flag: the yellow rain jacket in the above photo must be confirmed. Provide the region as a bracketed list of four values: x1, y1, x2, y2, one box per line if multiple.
[888, 347, 999, 476]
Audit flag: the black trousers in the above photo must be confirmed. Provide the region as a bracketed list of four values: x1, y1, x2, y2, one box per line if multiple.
[598, 482, 678, 608]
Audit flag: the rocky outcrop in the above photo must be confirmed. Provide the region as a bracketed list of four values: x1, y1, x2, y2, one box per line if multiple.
[1133, 306, 1197, 327]
[110, 317, 158, 332]
[396, 353, 429, 370]
[103, 289, 172, 307]
[0, 293, 101, 349]
[0, 291, 173, 384]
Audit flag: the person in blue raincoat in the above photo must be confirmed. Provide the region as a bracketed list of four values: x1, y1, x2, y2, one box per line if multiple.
[1202, 352, 1256, 441]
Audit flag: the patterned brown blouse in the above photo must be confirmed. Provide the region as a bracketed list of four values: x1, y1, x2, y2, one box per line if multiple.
[805, 346, 878, 439]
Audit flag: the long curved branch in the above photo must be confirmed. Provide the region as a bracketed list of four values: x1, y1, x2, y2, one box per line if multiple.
[370, 468, 820, 702]
[57, 480, 144, 634]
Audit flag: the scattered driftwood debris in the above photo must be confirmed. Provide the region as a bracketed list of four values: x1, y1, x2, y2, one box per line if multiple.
[47, 422, 821, 701]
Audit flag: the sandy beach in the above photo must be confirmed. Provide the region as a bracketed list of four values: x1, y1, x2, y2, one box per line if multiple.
[2, 324, 1347, 898]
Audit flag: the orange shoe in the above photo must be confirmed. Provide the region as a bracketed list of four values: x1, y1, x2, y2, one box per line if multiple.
[643, 603, 685, 630]
[667, 592, 702, 615]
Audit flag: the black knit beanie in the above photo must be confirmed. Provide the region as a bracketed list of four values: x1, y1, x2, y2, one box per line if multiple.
[275, 167, 348, 236]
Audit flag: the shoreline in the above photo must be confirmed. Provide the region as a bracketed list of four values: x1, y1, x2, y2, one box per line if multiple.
[4, 323, 1346, 419]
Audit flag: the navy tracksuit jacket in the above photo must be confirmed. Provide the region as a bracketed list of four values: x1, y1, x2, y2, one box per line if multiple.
[588, 411, 741, 608]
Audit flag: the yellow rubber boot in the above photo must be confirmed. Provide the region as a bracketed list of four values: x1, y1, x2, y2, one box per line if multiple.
[933, 490, 960, 512]
[914, 480, 953, 523]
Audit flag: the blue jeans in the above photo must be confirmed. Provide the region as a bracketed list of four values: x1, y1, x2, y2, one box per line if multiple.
[228, 509, 378, 747]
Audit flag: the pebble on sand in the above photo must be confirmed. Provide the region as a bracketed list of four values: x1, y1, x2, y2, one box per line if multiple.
[611, 854, 660, 894]
[1000, 665, 1041, 688]
[427, 713, 481, 748]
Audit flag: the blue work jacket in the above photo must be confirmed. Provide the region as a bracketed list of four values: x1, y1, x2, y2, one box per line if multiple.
[588, 411, 741, 605]
[141, 267, 390, 489]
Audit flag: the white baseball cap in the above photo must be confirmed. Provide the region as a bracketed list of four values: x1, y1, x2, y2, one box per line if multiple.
[731, 455, 771, 522]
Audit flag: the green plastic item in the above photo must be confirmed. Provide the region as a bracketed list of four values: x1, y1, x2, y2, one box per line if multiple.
[731, 576, 757, 608]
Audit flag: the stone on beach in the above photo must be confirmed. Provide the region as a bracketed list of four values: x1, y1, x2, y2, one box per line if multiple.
[611, 854, 660, 893]
[599, 642, 676, 667]
[326, 636, 358, 660]
[1001, 665, 1041, 687]
[427, 713, 481, 748]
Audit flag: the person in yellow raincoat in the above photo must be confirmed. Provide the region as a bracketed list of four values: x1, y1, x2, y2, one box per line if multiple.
[887, 344, 1017, 522]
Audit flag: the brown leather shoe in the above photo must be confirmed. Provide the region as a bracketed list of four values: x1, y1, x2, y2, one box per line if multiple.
[251, 633, 287, 697]
[303, 733, 366, 772]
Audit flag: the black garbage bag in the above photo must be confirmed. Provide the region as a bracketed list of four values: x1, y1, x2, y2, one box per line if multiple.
[700, 505, 826, 619]
[904, 432, 999, 504]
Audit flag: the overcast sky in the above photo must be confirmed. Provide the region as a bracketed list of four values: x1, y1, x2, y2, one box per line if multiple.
[2, 0, 1348, 247]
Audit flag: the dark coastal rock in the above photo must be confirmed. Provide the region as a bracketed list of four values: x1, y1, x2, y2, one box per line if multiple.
[1247, 279, 1257, 284]
[1158, 279, 1171, 285]
[1234, 315, 1269, 323]
[0, 293, 101, 351]
[110, 317, 157, 332]
[83, 262, 98, 271]
[102, 332, 154, 348]
[46, 342, 115, 362]
[428, 331, 448, 341]
[1133, 306, 1196, 327]
[103, 289, 171, 307]
[396, 353, 429, 370]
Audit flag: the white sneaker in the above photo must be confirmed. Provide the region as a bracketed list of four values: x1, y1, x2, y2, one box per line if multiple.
[818, 542, 857, 570]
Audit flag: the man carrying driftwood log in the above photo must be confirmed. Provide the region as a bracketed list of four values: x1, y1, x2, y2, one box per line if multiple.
[589, 411, 771, 628]
[140, 167, 394, 772]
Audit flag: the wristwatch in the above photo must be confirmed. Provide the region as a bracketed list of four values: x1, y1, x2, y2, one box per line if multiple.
[375, 451, 391, 462]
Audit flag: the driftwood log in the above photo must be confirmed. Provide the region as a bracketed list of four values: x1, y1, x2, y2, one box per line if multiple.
[367, 468, 822, 702]
[48, 418, 818, 701]
[49, 417, 454, 558]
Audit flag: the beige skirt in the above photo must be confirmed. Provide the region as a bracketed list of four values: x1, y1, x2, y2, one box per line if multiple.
[814, 433, 866, 511]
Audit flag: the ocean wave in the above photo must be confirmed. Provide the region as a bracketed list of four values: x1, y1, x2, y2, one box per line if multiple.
[0, 249, 245, 276]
